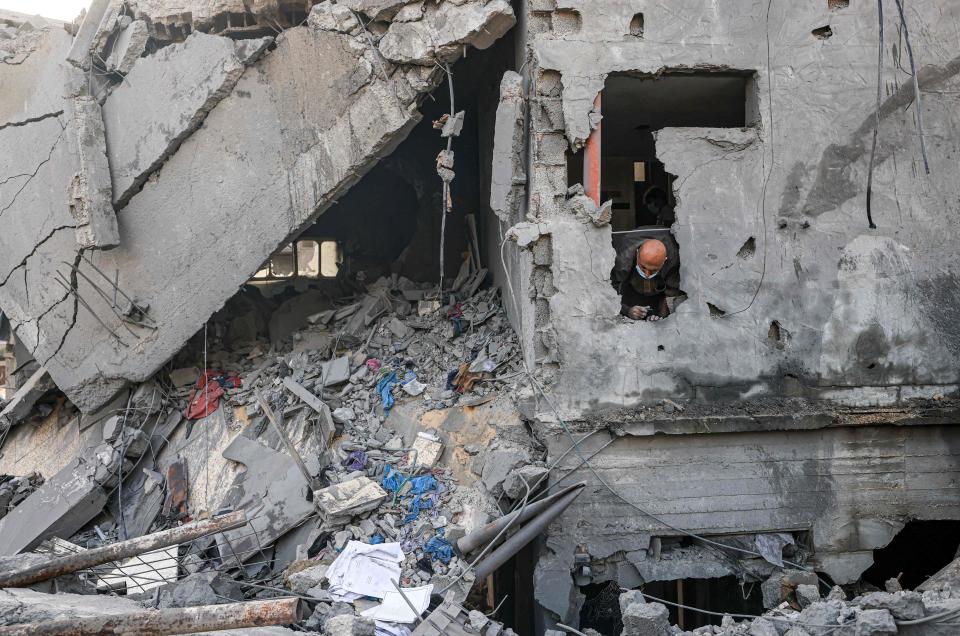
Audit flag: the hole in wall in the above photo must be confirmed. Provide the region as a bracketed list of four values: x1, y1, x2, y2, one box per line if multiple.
[736, 236, 756, 259]
[707, 302, 726, 318]
[629, 13, 644, 38]
[580, 577, 765, 633]
[862, 520, 960, 590]
[657, 344, 665, 351]
[812, 25, 833, 39]
[768, 320, 782, 341]
[586, 71, 758, 324]
[828, 0, 850, 9]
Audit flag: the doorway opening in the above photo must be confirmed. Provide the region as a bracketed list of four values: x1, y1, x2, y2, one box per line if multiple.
[861, 520, 960, 590]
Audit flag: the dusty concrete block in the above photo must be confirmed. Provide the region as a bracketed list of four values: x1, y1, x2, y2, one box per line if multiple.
[287, 563, 329, 594]
[315, 476, 387, 524]
[411, 431, 444, 468]
[748, 617, 778, 636]
[855, 609, 896, 636]
[621, 600, 670, 636]
[67, 96, 119, 248]
[102, 32, 250, 207]
[0, 367, 54, 431]
[761, 569, 820, 608]
[479, 445, 530, 496]
[378, 0, 515, 65]
[105, 19, 149, 73]
[859, 591, 924, 620]
[796, 583, 820, 608]
[338, 0, 408, 21]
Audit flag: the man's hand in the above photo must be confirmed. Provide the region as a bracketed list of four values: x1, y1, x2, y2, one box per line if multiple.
[646, 314, 662, 322]
[627, 306, 649, 320]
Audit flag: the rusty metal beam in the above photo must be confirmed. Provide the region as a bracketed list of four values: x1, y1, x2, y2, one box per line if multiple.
[0, 598, 301, 636]
[0, 511, 247, 588]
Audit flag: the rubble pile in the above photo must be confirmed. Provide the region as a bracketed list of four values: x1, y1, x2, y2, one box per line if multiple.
[0, 273, 534, 635]
[597, 577, 960, 636]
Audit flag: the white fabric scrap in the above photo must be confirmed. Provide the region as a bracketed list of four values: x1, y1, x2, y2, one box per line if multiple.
[326, 540, 405, 601]
[361, 584, 433, 624]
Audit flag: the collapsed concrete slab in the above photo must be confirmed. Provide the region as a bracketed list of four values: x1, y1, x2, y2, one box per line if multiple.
[215, 435, 316, 568]
[102, 32, 270, 207]
[0, 455, 109, 555]
[0, 1, 515, 413]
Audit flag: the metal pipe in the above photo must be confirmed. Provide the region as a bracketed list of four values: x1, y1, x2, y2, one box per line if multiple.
[583, 91, 602, 205]
[471, 485, 584, 581]
[0, 511, 247, 588]
[0, 598, 301, 636]
[457, 483, 585, 554]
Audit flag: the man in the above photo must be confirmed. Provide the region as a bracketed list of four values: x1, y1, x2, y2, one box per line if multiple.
[613, 236, 681, 321]
[643, 187, 676, 227]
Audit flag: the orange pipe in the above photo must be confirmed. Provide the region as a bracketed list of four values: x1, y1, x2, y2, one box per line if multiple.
[583, 92, 602, 206]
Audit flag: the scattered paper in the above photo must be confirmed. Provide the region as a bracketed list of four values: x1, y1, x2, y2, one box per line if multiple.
[326, 540, 404, 601]
[361, 584, 433, 624]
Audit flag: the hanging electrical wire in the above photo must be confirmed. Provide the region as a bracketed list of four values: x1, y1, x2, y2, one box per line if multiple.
[892, 0, 930, 175]
[865, 0, 884, 229]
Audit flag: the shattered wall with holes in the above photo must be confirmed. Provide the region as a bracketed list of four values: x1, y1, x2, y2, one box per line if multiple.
[0, 0, 516, 412]
[495, 0, 960, 627]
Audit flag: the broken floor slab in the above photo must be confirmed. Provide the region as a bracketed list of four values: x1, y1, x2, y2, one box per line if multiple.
[0, 1, 516, 414]
[102, 32, 269, 207]
[215, 435, 315, 569]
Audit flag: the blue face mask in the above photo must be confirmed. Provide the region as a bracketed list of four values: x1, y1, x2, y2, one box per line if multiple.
[635, 265, 658, 279]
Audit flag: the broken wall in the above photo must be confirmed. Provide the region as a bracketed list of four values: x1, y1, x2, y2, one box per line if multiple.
[504, 0, 960, 627]
[0, 0, 517, 412]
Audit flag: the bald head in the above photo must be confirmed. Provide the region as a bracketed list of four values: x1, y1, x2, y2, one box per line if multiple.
[636, 240, 667, 277]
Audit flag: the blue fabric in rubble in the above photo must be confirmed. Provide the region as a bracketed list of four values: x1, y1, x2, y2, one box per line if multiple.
[425, 532, 454, 564]
[382, 464, 405, 492]
[408, 474, 437, 495]
[377, 371, 398, 414]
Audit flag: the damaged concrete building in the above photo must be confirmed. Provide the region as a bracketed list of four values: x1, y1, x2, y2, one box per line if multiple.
[1, 0, 960, 634]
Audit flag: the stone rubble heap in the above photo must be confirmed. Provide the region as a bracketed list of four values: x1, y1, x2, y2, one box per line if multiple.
[586, 578, 960, 636]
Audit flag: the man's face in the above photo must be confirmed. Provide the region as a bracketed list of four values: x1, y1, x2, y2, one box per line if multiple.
[636, 240, 667, 278]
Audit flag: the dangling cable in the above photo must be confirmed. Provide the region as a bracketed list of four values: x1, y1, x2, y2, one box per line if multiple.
[893, 0, 930, 174]
[866, 0, 884, 229]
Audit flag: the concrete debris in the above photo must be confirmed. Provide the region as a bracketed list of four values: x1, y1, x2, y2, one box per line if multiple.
[314, 476, 387, 525]
[0, 472, 43, 520]
[619, 585, 960, 636]
[378, 0, 516, 65]
[103, 18, 149, 74]
[0, 367, 54, 431]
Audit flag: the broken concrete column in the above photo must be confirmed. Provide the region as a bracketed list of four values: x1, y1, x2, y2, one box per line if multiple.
[104, 19, 149, 74]
[65, 0, 113, 69]
[67, 96, 120, 249]
[490, 70, 527, 223]
[102, 32, 271, 207]
[0, 366, 54, 431]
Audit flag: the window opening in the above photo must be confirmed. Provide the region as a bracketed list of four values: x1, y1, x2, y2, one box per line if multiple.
[250, 239, 340, 282]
